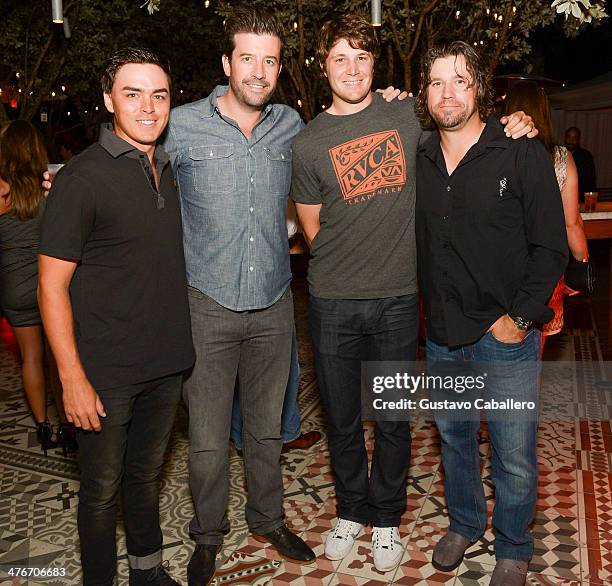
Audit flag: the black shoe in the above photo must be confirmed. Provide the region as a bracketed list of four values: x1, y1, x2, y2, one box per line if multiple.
[36, 420, 57, 457]
[57, 422, 78, 457]
[129, 561, 180, 585]
[187, 544, 219, 586]
[253, 524, 315, 565]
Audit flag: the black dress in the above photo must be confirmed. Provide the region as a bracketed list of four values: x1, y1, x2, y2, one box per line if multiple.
[0, 200, 44, 327]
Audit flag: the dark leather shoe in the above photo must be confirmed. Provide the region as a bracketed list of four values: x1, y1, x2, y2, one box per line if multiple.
[129, 561, 180, 585]
[282, 431, 322, 452]
[187, 544, 219, 586]
[253, 524, 315, 564]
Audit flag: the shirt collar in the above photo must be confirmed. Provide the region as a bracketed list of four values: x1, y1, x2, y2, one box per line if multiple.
[419, 115, 510, 160]
[98, 123, 169, 167]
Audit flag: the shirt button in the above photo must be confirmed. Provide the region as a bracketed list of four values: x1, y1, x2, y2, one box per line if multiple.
[249, 207, 254, 213]
[249, 266, 254, 272]
[249, 236, 254, 242]
[446, 186, 451, 191]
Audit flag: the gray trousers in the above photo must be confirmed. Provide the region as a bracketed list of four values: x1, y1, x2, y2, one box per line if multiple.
[184, 286, 294, 545]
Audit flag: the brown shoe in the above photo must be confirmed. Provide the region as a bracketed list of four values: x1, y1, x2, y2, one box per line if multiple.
[432, 530, 474, 572]
[489, 559, 528, 586]
[282, 430, 321, 452]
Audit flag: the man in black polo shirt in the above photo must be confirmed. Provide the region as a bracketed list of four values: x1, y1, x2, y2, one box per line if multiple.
[38, 48, 194, 586]
[415, 43, 567, 585]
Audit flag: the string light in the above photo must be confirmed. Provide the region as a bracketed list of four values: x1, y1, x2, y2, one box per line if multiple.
[51, 91, 56, 97]
[297, 99, 302, 107]
[455, 10, 460, 19]
[204, 0, 209, 7]
[293, 21, 298, 30]
[61, 85, 65, 92]
[67, 111, 71, 116]
[16, 72, 20, 79]
[180, 89, 184, 94]
[321, 104, 326, 109]
[95, 106, 99, 111]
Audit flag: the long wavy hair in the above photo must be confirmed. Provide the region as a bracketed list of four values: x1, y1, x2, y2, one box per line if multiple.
[415, 41, 493, 130]
[504, 81, 555, 157]
[0, 120, 48, 220]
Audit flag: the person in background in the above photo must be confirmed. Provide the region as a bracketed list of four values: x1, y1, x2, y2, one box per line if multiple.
[0, 120, 71, 456]
[564, 126, 597, 199]
[506, 83, 589, 351]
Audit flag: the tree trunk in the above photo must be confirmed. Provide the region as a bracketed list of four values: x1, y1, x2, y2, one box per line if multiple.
[386, 44, 394, 87]
[403, 60, 412, 94]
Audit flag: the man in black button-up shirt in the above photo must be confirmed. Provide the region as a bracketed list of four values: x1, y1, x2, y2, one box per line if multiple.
[415, 42, 567, 586]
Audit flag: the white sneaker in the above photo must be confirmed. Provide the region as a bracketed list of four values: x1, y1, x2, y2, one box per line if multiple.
[371, 526, 403, 572]
[324, 518, 364, 560]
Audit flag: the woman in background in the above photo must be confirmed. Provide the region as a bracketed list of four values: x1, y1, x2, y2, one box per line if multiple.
[505, 82, 589, 351]
[0, 120, 73, 455]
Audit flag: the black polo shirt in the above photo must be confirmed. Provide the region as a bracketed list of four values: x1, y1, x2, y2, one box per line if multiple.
[416, 116, 568, 347]
[40, 125, 195, 390]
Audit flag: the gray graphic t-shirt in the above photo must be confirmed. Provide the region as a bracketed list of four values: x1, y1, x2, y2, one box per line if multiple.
[291, 94, 422, 299]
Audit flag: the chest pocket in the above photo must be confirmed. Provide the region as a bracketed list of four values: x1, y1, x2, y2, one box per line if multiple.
[264, 147, 292, 196]
[188, 145, 235, 194]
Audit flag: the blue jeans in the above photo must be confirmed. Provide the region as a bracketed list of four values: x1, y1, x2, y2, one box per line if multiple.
[231, 331, 301, 449]
[309, 294, 418, 527]
[77, 374, 183, 586]
[426, 329, 542, 561]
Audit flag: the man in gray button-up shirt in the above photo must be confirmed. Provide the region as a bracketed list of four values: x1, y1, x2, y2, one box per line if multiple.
[162, 8, 314, 584]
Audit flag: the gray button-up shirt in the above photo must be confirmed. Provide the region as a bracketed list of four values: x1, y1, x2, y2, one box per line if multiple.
[163, 85, 304, 311]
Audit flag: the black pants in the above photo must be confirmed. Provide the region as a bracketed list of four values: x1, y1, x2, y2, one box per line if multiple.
[77, 374, 182, 585]
[309, 294, 418, 527]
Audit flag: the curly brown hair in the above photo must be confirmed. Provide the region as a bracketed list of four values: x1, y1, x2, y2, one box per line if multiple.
[415, 41, 493, 130]
[317, 14, 380, 71]
[0, 120, 48, 221]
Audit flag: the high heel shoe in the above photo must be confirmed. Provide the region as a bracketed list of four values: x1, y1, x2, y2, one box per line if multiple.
[57, 422, 78, 456]
[36, 421, 57, 457]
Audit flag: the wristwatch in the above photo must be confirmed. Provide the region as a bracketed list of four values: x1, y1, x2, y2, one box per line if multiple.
[512, 316, 532, 330]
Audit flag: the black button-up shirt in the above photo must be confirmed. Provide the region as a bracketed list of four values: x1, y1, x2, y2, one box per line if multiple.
[416, 116, 568, 347]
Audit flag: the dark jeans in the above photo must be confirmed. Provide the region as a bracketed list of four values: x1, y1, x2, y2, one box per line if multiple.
[427, 329, 541, 560]
[77, 374, 182, 586]
[184, 287, 293, 545]
[309, 294, 418, 527]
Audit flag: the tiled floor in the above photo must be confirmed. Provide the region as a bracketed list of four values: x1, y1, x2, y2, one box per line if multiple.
[0, 258, 611, 585]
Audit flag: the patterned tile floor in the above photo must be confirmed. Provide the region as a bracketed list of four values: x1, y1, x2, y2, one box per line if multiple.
[0, 266, 610, 585]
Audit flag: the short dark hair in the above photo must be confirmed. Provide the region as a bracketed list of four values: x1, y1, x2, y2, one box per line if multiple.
[415, 41, 493, 129]
[101, 47, 170, 95]
[222, 7, 284, 60]
[317, 14, 380, 70]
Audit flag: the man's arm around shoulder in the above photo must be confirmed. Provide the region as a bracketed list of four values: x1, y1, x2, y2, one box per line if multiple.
[38, 256, 106, 431]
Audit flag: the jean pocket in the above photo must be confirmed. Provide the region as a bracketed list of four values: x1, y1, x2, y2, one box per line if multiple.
[189, 145, 235, 194]
[488, 328, 535, 347]
[264, 147, 292, 195]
